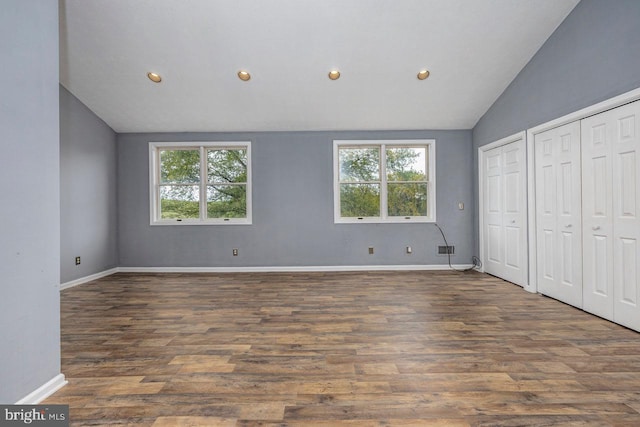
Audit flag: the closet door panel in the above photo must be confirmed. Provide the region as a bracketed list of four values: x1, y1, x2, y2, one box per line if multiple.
[505, 226, 520, 269]
[582, 112, 614, 320]
[482, 139, 527, 287]
[535, 122, 582, 307]
[556, 125, 582, 300]
[611, 101, 640, 331]
[542, 229, 555, 281]
[591, 235, 610, 295]
[501, 141, 527, 283]
[560, 229, 575, 285]
[484, 148, 504, 274]
[536, 133, 558, 295]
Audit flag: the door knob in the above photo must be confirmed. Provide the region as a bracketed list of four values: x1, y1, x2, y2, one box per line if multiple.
[511, 220, 516, 224]
[565, 224, 572, 228]
[592, 226, 601, 231]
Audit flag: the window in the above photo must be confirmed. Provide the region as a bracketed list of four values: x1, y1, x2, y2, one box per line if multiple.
[333, 139, 435, 223]
[149, 141, 251, 225]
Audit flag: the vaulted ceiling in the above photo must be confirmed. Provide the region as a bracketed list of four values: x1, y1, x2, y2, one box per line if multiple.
[59, 0, 580, 133]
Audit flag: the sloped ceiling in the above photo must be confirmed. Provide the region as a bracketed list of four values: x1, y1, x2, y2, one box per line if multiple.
[59, 0, 580, 133]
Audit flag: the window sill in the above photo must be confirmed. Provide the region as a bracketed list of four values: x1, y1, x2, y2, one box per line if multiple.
[150, 219, 252, 226]
[335, 217, 435, 224]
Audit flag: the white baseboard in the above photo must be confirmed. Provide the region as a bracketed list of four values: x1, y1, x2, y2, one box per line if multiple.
[15, 374, 67, 404]
[59, 267, 119, 290]
[118, 264, 474, 273]
[59, 265, 475, 292]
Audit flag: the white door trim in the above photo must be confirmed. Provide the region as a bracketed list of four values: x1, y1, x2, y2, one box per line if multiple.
[526, 86, 640, 295]
[478, 131, 527, 278]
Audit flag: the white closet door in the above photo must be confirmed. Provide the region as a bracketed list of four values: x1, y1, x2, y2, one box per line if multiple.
[611, 102, 640, 330]
[582, 101, 640, 329]
[530, 98, 640, 331]
[582, 111, 615, 319]
[483, 139, 527, 286]
[501, 141, 527, 285]
[484, 146, 504, 277]
[535, 122, 582, 308]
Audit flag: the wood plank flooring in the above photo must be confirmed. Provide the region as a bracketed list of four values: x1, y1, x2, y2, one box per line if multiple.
[45, 271, 640, 426]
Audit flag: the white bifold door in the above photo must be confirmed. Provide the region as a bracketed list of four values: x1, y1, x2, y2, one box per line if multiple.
[534, 121, 582, 308]
[483, 139, 527, 286]
[582, 100, 640, 331]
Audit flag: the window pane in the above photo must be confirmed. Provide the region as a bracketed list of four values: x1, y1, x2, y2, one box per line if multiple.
[387, 183, 427, 216]
[160, 185, 199, 219]
[339, 147, 380, 182]
[386, 147, 426, 181]
[207, 185, 246, 218]
[340, 183, 380, 217]
[160, 150, 200, 184]
[207, 149, 247, 183]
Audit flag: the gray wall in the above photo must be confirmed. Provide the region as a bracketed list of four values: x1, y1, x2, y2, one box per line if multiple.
[118, 130, 474, 267]
[60, 86, 118, 283]
[473, 0, 640, 147]
[0, 1, 61, 403]
[472, 0, 640, 252]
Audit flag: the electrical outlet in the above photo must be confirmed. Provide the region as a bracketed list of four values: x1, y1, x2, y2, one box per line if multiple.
[75, 256, 81, 265]
[368, 247, 374, 255]
[406, 246, 412, 254]
[458, 202, 464, 210]
[438, 246, 455, 255]
[232, 248, 239, 256]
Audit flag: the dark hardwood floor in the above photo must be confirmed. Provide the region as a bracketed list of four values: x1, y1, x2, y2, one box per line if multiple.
[45, 271, 640, 426]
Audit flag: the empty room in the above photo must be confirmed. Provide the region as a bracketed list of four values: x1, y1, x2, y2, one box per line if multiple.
[2, 0, 640, 425]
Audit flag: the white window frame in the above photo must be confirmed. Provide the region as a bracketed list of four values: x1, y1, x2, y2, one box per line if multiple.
[149, 141, 252, 225]
[333, 139, 436, 223]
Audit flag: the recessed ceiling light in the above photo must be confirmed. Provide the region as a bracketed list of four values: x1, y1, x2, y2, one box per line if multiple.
[237, 70, 251, 81]
[328, 70, 341, 80]
[417, 70, 430, 80]
[147, 72, 162, 83]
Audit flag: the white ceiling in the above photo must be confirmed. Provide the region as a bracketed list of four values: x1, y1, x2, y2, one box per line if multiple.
[59, 0, 580, 133]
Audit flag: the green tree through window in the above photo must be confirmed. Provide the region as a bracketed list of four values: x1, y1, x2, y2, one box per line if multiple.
[335, 141, 434, 222]
[206, 149, 247, 219]
[151, 142, 251, 224]
[386, 147, 428, 217]
[159, 149, 200, 219]
[339, 147, 381, 217]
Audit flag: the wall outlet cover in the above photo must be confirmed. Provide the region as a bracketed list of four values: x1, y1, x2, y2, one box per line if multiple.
[438, 246, 455, 255]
